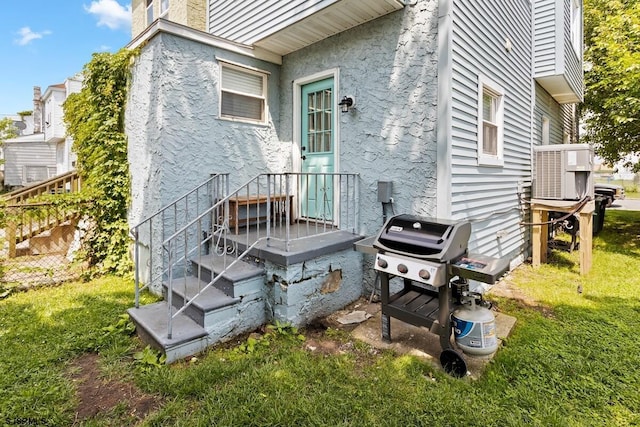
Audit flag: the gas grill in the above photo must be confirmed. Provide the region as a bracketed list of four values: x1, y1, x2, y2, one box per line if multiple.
[372, 214, 509, 376]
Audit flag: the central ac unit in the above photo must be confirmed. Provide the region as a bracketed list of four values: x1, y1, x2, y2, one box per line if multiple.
[533, 144, 594, 200]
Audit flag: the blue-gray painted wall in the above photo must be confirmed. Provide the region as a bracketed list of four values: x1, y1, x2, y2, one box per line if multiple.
[279, 3, 440, 236]
[126, 32, 286, 224]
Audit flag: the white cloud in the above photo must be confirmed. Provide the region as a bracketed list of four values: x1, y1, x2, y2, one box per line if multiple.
[84, 0, 132, 31]
[15, 27, 52, 46]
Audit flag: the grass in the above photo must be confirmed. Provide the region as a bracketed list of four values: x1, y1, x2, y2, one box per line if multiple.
[1, 210, 639, 426]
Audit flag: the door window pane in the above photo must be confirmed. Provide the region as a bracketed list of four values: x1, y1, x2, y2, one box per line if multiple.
[306, 88, 332, 153]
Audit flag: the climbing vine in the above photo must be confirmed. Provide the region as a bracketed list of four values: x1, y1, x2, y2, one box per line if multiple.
[64, 48, 138, 276]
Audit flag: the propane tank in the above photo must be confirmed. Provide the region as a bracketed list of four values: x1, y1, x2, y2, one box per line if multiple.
[452, 296, 498, 356]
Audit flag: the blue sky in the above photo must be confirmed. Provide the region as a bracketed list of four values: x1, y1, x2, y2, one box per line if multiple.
[1, 0, 132, 117]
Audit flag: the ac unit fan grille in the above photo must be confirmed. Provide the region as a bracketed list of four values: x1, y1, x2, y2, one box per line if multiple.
[534, 150, 562, 199]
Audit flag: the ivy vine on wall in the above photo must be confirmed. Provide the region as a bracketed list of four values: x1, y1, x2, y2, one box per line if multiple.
[64, 48, 138, 276]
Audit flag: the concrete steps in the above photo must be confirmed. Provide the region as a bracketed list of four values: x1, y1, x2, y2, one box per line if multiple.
[128, 254, 266, 363]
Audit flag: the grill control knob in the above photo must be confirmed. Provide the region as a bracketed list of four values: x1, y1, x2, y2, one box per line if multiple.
[397, 264, 408, 274]
[418, 269, 431, 280]
[377, 258, 388, 269]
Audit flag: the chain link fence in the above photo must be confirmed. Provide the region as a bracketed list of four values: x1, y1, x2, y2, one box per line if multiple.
[0, 203, 88, 292]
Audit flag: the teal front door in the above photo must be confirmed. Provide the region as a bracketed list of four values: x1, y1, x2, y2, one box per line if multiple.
[301, 78, 334, 221]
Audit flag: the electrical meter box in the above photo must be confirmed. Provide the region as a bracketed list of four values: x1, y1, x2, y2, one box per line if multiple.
[377, 181, 393, 203]
[533, 144, 594, 200]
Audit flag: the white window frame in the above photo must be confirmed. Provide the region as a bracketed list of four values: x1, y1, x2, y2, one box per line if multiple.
[160, 0, 169, 17]
[218, 61, 269, 125]
[477, 75, 504, 167]
[146, 0, 153, 26]
[570, 0, 582, 57]
[542, 116, 550, 145]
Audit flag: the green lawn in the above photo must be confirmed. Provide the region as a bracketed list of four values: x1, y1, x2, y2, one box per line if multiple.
[1, 210, 639, 426]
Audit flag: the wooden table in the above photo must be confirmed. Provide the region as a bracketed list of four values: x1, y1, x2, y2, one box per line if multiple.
[530, 198, 594, 275]
[227, 194, 294, 234]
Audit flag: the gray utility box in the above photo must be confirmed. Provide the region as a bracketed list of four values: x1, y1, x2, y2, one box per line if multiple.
[533, 144, 594, 200]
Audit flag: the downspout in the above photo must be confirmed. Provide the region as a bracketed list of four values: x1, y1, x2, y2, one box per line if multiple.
[527, 0, 536, 260]
[436, 0, 453, 218]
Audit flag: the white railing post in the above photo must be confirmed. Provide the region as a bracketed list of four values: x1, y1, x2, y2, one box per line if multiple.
[133, 227, 140, 308]
[166, 243, 173, 340]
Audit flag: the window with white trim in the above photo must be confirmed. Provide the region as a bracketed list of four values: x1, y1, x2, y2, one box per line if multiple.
[219, 63, 268, 124]
[146, 0, 153, 26]
[160, 0, 169, 16]
[571, 0, 582, 56]
[478, 76, 504, 166]
[542, 116, 550, 145]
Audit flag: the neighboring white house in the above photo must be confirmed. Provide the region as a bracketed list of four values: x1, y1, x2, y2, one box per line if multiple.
[3, 76, 82, 189]
[42, 76, 82, 175]
[3, 133, 56, 189]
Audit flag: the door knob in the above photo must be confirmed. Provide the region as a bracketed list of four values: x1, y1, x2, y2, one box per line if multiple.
[301, 155, 307, 160]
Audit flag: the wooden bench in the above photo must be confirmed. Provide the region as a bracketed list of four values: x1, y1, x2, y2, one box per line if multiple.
[227, 194, 294, 234]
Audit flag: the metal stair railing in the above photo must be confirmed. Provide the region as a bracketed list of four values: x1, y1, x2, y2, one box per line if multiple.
[160, 172, 360, 340]
[130, 173, 229, 307]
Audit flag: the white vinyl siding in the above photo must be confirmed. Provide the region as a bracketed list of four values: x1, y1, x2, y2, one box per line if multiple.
[219, 63, 267, 124]
[3, 140, 57, 187]
[533, 83, 565, 146]
[533, 0, 583, 103]
[210, 0, 331, 44]
[446, 0, 532, 258]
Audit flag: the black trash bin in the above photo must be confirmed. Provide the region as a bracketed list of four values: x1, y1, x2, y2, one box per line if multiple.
[593, 195, 607, 235]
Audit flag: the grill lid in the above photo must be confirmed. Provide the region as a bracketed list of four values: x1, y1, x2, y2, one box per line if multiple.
[373, 214, 471, 262]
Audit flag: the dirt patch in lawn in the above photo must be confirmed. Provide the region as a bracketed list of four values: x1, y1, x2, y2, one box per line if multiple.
[68, 353, 161, 423]
[488, 277, 556, 318]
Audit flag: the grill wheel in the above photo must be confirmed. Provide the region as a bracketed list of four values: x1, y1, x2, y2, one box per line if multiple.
[440, 349, 467, 378]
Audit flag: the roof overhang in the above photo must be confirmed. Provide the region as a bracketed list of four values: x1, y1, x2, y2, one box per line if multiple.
[4, 133, 46, 144]
[128, 18, 283, 65]
[253, 0, 406, 56]
[535, 74, 583, 104]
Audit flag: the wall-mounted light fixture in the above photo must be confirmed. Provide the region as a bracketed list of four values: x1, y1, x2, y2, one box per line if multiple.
[338, 96, 355, 113]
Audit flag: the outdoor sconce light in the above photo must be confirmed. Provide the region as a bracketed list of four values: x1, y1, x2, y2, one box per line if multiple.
[338, 96, 354, 113]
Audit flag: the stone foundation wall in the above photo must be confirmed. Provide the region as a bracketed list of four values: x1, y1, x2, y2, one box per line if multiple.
[264, 249, 364, 326]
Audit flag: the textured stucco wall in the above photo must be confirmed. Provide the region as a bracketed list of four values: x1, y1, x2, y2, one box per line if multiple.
[127, 32, 286, 227]
[127, 4, 439, 293]
[265, 249, 364, 326]
[279, 2, 440, 238]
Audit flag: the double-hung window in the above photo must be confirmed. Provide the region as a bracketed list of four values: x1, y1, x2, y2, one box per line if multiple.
[571, 0, 582, 56]
[146, 0, 153, 26]
[478, 76, 504, 166]
[541, 116, 550, 145]
[160, 0, 169, 16]
[219, 62, 268, 124]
